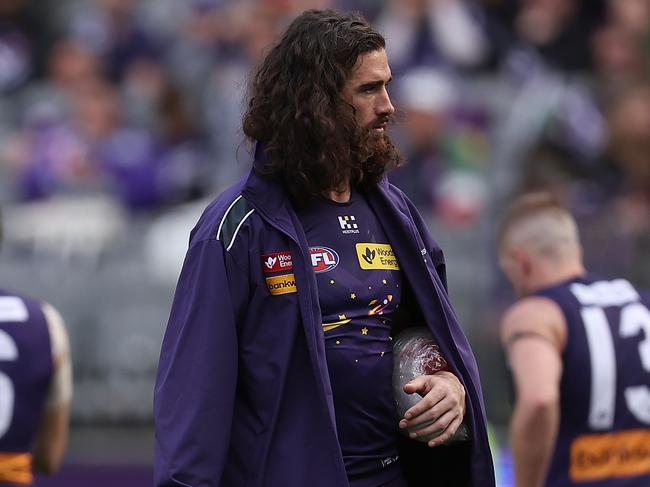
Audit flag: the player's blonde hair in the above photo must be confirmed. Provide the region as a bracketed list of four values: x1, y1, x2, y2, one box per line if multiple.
[497, 192, 581, 263]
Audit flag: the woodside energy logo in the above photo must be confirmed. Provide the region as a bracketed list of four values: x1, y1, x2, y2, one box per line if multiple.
[261, 251, 293, 273]
[355, 243, 399, 270]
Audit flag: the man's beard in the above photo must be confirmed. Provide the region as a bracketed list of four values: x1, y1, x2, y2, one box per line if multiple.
[366, 125, 390, 151]
[358, 116, 402, 179]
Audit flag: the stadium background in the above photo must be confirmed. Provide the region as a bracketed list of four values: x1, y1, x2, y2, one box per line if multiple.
[0, 0, 648, 485]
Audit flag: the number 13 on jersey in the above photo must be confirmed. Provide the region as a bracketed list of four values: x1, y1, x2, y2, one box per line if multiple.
[569, 280, 650, 482]
[574, 279, 650, 429]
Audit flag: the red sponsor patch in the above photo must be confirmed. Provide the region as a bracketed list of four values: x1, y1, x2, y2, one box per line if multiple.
[309, 246, 339, 273]
[261, 251, 293, 273]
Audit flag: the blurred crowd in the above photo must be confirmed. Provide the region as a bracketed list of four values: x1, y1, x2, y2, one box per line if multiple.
[0, 0, 649, 435]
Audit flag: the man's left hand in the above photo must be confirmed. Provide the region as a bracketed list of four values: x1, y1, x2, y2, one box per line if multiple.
[398, 371, 466, 447]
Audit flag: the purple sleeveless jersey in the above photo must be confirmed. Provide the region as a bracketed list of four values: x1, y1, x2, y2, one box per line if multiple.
[534, 275, 650, 486]
[0, 289, 53, 457]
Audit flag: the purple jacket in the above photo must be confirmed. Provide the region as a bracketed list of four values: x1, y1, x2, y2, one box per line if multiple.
[154, 153, 495, 487]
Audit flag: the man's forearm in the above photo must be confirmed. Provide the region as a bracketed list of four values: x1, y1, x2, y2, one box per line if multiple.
[511, 399, 559, 487]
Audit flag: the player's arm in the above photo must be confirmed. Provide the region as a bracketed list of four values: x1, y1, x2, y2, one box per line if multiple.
[32, 303, 72, 475]
[500, 297, 566, 487]
[154, 239, 246, 486]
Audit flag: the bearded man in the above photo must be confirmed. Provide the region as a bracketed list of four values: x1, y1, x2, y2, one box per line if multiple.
[154, 9, 494, 487]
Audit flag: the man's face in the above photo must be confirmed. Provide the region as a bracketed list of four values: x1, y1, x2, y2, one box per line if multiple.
[499, 254, 520, 296]
[341, 49, 395, 135]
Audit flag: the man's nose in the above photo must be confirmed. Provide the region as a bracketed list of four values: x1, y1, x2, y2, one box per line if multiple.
[377, 87, 395, 116]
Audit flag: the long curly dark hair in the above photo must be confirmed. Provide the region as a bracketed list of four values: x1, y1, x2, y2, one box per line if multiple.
[243, 9, 402, 205]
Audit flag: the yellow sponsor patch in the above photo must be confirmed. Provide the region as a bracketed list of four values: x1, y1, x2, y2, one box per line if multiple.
[570, 429, 650, 481]
[266, 273, 297, 295]
[356, 243, 399, 270]
[0, 452, 33, 485]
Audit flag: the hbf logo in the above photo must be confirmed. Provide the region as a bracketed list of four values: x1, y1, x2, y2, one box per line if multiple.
[309, 247, 339, 273]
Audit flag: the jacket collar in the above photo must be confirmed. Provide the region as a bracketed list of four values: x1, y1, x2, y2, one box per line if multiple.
[241, 143, 298, 237]
[242, 142, 393, 233]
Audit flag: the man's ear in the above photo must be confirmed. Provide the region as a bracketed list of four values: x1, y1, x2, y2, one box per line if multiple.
[511, 246, 532, 277]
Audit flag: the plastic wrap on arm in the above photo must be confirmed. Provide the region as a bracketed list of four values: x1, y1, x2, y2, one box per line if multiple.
[393, 327, 470, 443]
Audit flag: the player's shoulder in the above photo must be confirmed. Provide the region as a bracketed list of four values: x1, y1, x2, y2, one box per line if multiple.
[189, 178, 259, 250]
[0, 289, 59, 340]
[380, 179, 411, 209]
[501, 296, 565, 328]
[500, 296, 566, 348]
[377, 178, 428, 227]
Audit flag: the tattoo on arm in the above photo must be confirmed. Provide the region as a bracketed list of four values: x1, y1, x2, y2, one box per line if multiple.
[506, 331, 555, 349]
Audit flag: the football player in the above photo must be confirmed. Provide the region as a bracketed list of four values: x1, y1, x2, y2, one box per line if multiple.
[0, 210, 72, 486]
[498, 192, 650, 486]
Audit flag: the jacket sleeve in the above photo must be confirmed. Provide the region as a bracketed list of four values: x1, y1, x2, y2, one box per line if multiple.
[154, 237, 247, 487]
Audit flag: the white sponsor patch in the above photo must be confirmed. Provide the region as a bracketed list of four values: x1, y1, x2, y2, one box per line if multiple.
[0, 297, 29, 322]
[338, 215, 360, 234]
[570, 279, 640, 307]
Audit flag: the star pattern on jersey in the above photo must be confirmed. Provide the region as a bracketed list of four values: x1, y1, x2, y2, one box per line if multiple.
[302, 196, 405, 373]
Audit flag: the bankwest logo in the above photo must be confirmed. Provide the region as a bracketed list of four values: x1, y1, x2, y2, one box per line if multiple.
[338, 215, 359, 234]
[261, 251, 292, 273]
[309, 246, 339, 273]
[266, 274, 297, 295]
[356, 243, 399, 270]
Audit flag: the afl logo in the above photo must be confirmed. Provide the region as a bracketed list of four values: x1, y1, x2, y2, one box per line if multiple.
[309, 246, 339, 273]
